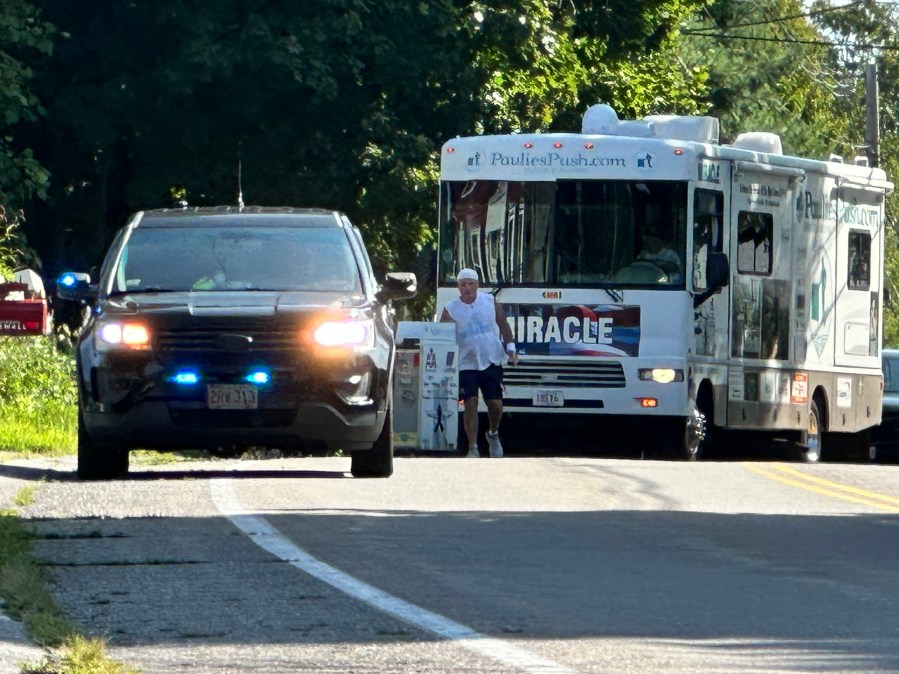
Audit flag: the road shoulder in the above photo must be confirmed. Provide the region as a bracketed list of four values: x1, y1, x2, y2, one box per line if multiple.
[0, 457, 58, 674]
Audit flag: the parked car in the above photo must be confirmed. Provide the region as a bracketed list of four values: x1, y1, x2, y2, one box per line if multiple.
[870, 348, 899, 461]
[57, 207, 417, 479]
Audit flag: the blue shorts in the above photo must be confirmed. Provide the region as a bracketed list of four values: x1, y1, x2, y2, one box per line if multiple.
[459, 364, 504, 402]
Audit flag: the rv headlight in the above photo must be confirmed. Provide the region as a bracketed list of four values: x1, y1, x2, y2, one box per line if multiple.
[638, 368, 684, 384]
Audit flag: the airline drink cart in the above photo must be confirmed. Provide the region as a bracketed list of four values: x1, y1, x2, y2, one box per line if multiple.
[393, 322, 459, 451]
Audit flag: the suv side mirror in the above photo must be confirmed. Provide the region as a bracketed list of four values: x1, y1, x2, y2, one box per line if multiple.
[56, 272, 97, 304]
[377, 272, 417, 302]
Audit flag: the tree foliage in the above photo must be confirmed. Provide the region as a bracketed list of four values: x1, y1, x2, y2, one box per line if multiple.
[807, 0, 899, 346]
[679, 0, 855, 156]
[14, 0, 899, 340]
[19, 0, 707, 285]
[0, 0, 52, 211]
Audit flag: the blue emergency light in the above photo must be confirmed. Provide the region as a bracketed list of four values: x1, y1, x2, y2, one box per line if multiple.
[244, 370, 271, 385]
[170, 370, 200, 385]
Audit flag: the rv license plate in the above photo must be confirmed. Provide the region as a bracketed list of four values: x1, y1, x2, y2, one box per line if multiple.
[207, 384, 258, 410]
[533, 390, 564, 407]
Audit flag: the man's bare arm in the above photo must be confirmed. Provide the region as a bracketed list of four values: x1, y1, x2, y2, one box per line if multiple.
[493, 299, 517, 364]
[493, 299, 514, 344]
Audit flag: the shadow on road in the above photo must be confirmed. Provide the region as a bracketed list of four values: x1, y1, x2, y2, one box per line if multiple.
[0, 462, 349, 484]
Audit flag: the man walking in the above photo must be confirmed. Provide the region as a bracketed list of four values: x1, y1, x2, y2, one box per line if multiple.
[440, 268, 517, 457]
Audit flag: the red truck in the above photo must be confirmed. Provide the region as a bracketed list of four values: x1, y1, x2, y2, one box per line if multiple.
[0, 275, 50, 336]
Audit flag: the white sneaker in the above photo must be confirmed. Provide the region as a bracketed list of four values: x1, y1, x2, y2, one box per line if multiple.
[486, 432, 503, 458]
[467, 445, 480, 458]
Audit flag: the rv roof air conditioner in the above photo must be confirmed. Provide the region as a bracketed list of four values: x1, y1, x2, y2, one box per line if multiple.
[581, 104, 719, 144]
[732, 132, 783, 155]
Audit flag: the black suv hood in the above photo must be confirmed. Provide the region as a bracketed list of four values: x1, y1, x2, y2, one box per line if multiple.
[102, 290, 370, 317]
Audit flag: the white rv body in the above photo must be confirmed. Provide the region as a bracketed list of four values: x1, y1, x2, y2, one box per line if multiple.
[435, 105, 892, 459]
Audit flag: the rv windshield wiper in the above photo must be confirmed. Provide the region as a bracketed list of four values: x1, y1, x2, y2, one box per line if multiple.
[604, 287, 623, 302]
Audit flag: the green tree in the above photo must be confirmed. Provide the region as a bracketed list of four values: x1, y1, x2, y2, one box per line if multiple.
[682, 0, 899, 346]
[23, 0, 708, 289]
[807, 0, 899, 345]
[0, 0, 52, 212]
[0, 0, 53, 279]
[679, 0, 854, 156]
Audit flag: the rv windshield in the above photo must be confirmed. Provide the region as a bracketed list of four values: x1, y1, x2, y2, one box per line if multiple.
[438, 179, 688, 287]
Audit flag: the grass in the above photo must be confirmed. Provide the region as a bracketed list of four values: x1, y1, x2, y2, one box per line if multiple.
[0, 335, 78, 456]
[0, 500, 75, 647]
[0, 491, 141, 674]
[23, 635, 140, 674]
[0, 404, 76, 455]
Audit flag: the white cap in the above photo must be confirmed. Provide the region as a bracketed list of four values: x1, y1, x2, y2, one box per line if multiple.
[456, 268, 479, 281]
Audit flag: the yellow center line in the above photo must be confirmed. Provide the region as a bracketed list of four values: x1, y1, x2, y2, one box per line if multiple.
[743, 463, 899, 513]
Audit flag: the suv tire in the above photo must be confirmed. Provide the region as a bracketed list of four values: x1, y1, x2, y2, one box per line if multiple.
[78, 411, 129, 480]
[351, 403, 394, 478]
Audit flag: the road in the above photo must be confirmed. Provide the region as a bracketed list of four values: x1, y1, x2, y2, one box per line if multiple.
[4, 450, 899, 673]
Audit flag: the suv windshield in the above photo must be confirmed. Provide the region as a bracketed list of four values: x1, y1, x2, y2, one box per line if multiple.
[109, 225, 362, 294]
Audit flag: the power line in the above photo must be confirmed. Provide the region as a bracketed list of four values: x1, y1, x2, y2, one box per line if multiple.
[686, 0, 870, 34]
[684, 0, 899, 50]
[679, 30, 897, 49]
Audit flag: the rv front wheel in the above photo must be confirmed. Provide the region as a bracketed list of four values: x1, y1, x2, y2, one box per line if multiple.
[680, 407, 706, 461]
[797, 399, 822, 463]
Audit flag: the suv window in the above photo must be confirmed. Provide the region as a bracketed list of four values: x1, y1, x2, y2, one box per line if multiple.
[885, 354, 899, 393]
[111, 224, 362, 294]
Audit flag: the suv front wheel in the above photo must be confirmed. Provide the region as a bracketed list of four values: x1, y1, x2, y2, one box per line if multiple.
[78, 411, 129, 480]
[351, 403, 394, 478]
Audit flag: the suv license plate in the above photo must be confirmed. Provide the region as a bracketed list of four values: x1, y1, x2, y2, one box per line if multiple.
[207, 384, 259, 410]
[533, 390, 564, 407]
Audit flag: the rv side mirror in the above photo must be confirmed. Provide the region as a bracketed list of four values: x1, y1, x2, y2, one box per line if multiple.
[706, 253, 729, 289]
[693, 253, 730, 309]
[56, 272, 97, 303]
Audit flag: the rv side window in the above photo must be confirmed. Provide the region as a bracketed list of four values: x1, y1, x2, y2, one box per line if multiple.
[736, 211, 772, 275]
[848, 230, 871, 291]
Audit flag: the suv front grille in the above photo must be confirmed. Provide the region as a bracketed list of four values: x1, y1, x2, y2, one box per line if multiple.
[156, 319, 300, 355]
[504, 358, 626, 388]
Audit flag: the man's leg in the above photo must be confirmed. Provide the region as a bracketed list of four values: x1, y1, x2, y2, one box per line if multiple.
[482, 366, 505, 458]
[458, 369, 480, 456]
[464, 397, 480, 456]
[486, 398, 503, 434]
[485, 399, 504, 458]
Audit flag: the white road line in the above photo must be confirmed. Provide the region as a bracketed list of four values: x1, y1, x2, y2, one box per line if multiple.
[210, 478, 579, 674]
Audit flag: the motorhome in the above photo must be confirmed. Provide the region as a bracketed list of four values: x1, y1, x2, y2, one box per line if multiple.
[435, 104, 892, 461]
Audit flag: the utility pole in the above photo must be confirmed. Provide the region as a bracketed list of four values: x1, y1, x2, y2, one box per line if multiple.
[865, 59, 880, 168]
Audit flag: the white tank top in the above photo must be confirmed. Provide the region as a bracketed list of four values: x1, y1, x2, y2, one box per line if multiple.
[445, 292, 506, 370]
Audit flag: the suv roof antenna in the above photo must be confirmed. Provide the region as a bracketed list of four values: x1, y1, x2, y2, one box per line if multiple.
[237, 143, 245, 210]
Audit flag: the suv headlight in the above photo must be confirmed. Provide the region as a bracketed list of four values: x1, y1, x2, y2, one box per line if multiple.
[96, 322, 151, 351]
[313, 318, 374, 349]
